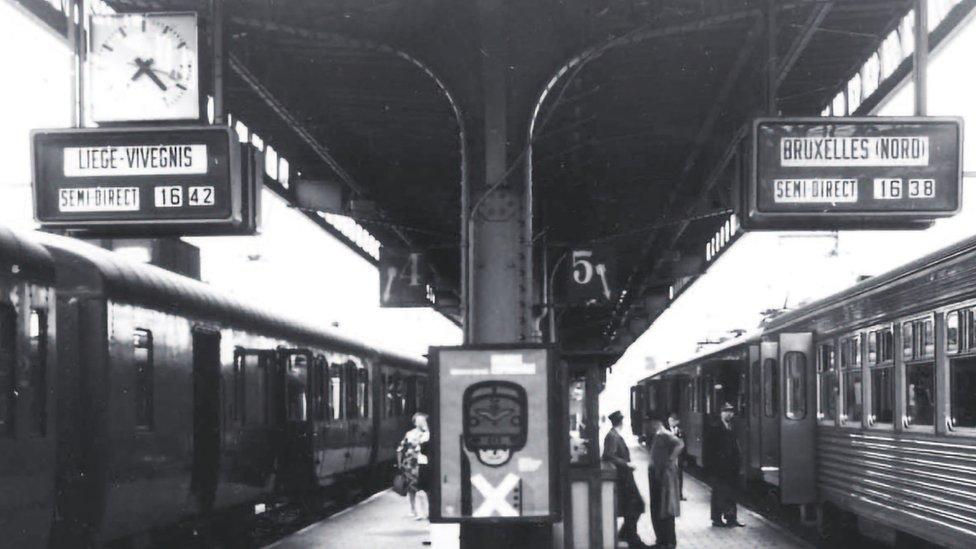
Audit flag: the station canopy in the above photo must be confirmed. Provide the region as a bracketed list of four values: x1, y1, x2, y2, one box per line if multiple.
[20, 0, 976, 363]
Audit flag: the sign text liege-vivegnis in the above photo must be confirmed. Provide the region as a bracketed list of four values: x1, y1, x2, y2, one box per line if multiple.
[63, 144, 208, 176]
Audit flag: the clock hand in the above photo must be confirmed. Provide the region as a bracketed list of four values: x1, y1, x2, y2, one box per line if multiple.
[131, 57, 168, 91]
[131, 57, 151, 80]
[144, 68, 169, 91]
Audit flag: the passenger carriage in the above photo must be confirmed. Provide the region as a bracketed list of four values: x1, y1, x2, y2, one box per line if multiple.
[633, 235, 976, 548]
[0, 227, 426, 547]
[0, 227, 57, 548]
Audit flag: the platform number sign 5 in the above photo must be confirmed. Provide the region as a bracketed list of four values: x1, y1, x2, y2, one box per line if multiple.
[379, 249, 432, 307]
[567, 249, 614, 303]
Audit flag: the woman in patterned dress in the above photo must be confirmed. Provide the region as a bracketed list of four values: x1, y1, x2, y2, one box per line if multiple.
[397, 413, 431, 519]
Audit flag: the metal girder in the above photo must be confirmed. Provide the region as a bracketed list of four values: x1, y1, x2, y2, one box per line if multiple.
[776, 1, 833, 89]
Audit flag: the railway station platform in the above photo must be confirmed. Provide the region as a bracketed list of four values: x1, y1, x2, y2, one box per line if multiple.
[266, 441, 809, 549]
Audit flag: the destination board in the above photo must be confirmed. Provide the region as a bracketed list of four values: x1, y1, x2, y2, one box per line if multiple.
[743, 117, 963, 230]
[32, 126, 252, 235]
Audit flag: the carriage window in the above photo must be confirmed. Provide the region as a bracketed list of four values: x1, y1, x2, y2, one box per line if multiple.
[647, 384, 658, 415]
[840, 335, 862, 424]
[738, 371, 748, 411]
[950, 356, 976, 429]
[134, 329, 154, 430]
[0, 305, 15, 436]
[396, 377, 407, 416]
[684, 379, 694, 413]
[969, 308, 976, 351]
[920, 319, 935, 357]
[906, 361, 935, 427]
[818, 344, 837, 421]
[763, 358, 778, 418]
[784, 352, 806, 420]
[701, 378, 711, 414]
[405, 376, 419, 417]
[867, 331, 878, 364]
[751, 361, 761, 417]
[903, 322, 915, 360]
[28, 310, 47, 436]
[286, 354, 308, 421]
[870, 362, 895, 425]
[359, 369, 370, 418]
[947, 311, 961, 354]
[231, 352, 246, 424]
[384, 374, 394, 417]
[879, 328, 893, 363]
[345, 364, 360, 419]
[311, 357, 326, 421]
[330, 366, 343, 420]
[243, 353, 268, 425]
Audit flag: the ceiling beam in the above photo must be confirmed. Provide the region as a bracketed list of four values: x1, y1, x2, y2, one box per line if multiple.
[775, 1, 833, 89]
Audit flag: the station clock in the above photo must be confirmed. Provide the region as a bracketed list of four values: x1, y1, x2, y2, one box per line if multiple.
[88, 12, 200, 123]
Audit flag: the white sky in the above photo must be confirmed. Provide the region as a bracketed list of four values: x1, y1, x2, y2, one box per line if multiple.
[601, 11, 976, 417]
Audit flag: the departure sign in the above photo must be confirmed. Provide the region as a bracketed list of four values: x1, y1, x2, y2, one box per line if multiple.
[32, 126, 250, 235]
[744, 117, 963, 230]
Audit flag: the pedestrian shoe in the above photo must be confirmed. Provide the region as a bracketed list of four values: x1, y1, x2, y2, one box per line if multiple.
[711, 521, 725, 527]
[727, 521, 746, 527]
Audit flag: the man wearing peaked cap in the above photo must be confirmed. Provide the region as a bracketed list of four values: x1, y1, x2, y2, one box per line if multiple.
[603, 410, 650, 548]
[704, 401, 746, 528]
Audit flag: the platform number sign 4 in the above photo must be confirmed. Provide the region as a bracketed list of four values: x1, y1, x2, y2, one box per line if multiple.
[567, 249, 614, 304]
[379, 249, 432, 307]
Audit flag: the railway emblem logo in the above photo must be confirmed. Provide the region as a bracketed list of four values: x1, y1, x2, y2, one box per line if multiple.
[462, 381, 528, 467]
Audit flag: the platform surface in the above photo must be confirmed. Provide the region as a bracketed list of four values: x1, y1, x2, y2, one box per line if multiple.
[629, 444, 810, 549]
[265, 442, 809, 548]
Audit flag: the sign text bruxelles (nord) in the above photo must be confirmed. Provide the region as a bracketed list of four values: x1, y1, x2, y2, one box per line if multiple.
[744, 117, 963, 230]
[32, 126, 252, 235]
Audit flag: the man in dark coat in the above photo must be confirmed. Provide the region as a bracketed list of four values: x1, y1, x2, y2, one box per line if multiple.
[603, 410, 649, 548]
[704, 402, 746, 527]
[648, 417, 684, 549]
[666, 412, 686, 501]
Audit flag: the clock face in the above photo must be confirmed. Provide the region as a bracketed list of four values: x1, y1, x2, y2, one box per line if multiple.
[88, 13, 200, 123]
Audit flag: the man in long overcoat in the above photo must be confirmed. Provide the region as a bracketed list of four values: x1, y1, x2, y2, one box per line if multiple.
[704, 402, 746, 527]
[603, 410, 649, 548]
[648, 417, 684, 549]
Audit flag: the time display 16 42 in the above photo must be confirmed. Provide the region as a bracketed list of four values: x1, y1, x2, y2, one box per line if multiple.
[88, 13, 200, 123]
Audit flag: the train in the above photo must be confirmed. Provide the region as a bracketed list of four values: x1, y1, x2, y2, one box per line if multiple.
[0, 226, 427, 548]
[631, 234, 976, 549]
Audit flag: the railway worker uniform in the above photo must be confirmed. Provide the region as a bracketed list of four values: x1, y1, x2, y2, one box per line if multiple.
[603, 411, 650, 548]
[704, 402, 745, 528]
[648, 419, 684, 549]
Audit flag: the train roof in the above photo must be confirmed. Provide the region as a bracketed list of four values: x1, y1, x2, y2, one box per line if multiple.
[638, 330, 761, 384]
[765, 233, 976, 332]
[35, 232, 422, 366]
[638, 234, 976, 385]
[0, 226, 56, 284]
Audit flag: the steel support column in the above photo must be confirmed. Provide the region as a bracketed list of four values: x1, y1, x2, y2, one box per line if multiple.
[914, 0, 929, 116]
[464, 0, 534, 345]
[453, 0, 541, 546]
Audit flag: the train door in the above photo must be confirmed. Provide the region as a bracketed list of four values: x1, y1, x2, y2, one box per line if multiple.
[277, 348, 314, 490]
[629, 385, 644, 437]
[759, 340, 780, 485]
[748, 344, 762, 473]
[347, 362, 372, 470]
[778, 333, 816, 504]
[191, 328, 221, 511]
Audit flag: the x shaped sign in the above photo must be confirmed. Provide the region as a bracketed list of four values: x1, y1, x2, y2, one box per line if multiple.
[471, 473, 521, 517]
